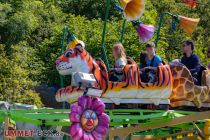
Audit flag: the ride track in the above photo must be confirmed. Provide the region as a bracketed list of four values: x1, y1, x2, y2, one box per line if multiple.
[0, 109, 210, 139]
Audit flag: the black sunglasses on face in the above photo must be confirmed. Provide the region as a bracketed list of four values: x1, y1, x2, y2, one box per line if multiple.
[208, 51, 210, 53]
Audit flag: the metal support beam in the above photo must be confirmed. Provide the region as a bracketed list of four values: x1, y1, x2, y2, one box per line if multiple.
[120, 19, 126, 43]
[155, 12, 174, 48]
[101, 0, 111, 69]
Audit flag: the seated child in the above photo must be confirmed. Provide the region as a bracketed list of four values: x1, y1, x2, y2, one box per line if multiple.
[139, 52, 150, 83]
[145, 42, 163, 67]
[139, 51, 148, 69]
[109, 43, 127, 82]
[141, 42, 163, 83]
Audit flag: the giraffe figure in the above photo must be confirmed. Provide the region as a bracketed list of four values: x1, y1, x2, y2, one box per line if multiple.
[169, 62, 210, 108]
[202, 70, 210, 86]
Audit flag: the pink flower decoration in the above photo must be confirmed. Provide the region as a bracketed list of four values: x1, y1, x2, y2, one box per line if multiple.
[69, 96, 110, 140]
[133, 21, 155, 42]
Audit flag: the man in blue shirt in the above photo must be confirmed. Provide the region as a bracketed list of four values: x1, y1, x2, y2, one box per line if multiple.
[181, 40, 201, 85]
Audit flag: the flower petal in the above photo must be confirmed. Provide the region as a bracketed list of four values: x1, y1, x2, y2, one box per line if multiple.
[72, 125, 84, 140]
[83, 132, 94, 140]
[98, 119, 109, 128]
[98, 113, 110, 125]
[69, 112, 81, 122]
[92, 98, 105, 115]
[95, 125, 108, 136]
[92, 130, 103, 140]
[82, 132, 89, 140]
[78, 96, 92, 110]
[136, 24, 155, 42]
[71, 105, 83, 115]
[88, 134, 94, 140]
[69, 123, 81, 137]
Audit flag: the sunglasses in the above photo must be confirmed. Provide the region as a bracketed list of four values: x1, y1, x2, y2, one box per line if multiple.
[208, 51, 210, 53]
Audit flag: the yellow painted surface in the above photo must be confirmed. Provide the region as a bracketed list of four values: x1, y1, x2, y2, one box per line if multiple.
[204, 119, 210, 140]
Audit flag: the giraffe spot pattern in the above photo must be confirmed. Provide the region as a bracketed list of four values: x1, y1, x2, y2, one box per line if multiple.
[186, 91, 194, 101]
[194, 87, 202, 95]
[200, 91, 206, 102]
[185, 81, 193, 92]
[173, 79, 179, 89]
[177, 86, 185, 97]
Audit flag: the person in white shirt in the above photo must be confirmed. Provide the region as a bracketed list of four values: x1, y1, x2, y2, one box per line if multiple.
[109, 43, 127, 81]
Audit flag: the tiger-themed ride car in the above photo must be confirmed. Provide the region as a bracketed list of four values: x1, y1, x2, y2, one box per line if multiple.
[55, 33, 210, 109]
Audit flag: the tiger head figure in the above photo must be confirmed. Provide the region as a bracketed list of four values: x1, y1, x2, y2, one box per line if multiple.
[55, 40, 91, 76]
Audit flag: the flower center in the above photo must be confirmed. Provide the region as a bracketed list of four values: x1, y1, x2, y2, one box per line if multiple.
[81, 110, 98, 132]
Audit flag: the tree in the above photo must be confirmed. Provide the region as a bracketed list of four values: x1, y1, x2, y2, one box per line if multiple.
[0, 43, 42, 107]
[56, 0, 121, 20]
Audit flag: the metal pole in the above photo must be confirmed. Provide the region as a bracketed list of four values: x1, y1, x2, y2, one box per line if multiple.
[193, 122, 205, 139]
[101, 0, 111, 69]
[155, 13, 164, 49]
[60, 26, 68, 109]
[120, 19, 126, 43]
[155, 12, 174, 48]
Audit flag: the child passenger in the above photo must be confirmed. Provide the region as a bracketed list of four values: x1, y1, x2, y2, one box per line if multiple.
[109, 43, 127, 82]
[139, 52, 149, 83]
[145, 42, 163, 67]
[140, 42, 163, 83]
[139, 51, 148, 69]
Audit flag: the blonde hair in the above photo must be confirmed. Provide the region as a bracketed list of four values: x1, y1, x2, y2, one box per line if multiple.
[113, 43, 127, 62]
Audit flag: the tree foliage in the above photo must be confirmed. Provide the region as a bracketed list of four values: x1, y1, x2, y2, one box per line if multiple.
[0, 44, 42, 107]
